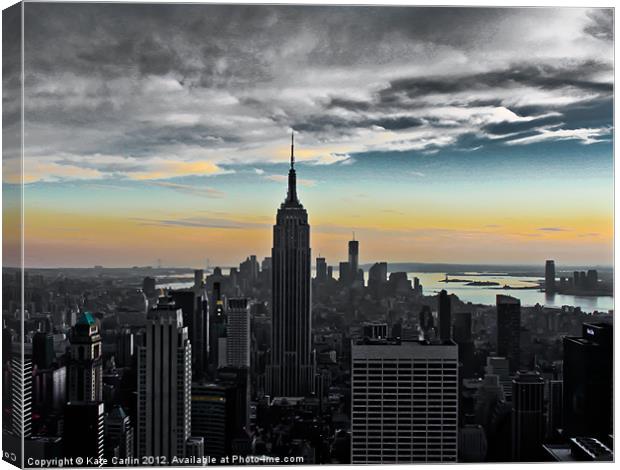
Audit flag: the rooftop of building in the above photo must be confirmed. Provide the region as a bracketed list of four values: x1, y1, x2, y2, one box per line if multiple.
[76, 311, 96, 326]
[354, 337, 456, 347]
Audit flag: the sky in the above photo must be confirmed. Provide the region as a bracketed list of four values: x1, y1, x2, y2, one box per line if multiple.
[3, 4, 614, 268]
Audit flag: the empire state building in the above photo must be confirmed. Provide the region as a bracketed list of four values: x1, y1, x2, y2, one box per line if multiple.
[267, 134, 314, 397]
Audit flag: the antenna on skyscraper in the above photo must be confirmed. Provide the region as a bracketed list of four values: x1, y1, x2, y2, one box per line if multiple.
[290, 131, 295, 169]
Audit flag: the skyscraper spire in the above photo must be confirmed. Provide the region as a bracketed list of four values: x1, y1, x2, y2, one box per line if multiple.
[285, 133, 299, 205]
[290, 131, 295, 169]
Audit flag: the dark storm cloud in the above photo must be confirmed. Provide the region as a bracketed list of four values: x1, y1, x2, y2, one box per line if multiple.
[19, 4, 614, 182]
[385, 61, 612, 99]
[584, 9, 613, 41]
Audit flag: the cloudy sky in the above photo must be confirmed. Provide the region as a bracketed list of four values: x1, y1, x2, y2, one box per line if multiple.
[6, 4, 614, 267]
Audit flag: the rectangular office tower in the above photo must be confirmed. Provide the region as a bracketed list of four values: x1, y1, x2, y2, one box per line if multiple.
[136, 301, 192, 460]
[226, 298, 251, 368]
[496, 295, 521, 373]
[351, 339, 458, 463]
[563, 323, 613, 439]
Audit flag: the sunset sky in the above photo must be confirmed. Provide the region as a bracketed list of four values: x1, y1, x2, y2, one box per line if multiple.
[4, 4, 613, 268]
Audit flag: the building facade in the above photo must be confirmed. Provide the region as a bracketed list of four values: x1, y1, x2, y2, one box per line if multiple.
[351, 339, 458, 463]
[496, 295, 521, 373]
[136, 300, 192, 459]
[226, 298, 250, 368]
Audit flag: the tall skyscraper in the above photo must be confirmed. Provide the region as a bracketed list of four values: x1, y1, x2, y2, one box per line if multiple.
[209, 282, 227, 372]
[496, 295, 521, 373]
[511, 371, 545, 461]
[268, 135, 313, 397]
[545, 260, 556, 292]
[32, 332, 55, 370]
[68, 312, 102, 402]
[351, 339, 458, 463]
[226, 298, 250, 368]
[171, 288, 208, 378]
[454, 313, 475, 378]
[438, 289, 451, 342]
[348, 238, 359, 275]
[315, 257, 327, 282]
[563, 323, 612, 439]
[136, 299, 192, 459]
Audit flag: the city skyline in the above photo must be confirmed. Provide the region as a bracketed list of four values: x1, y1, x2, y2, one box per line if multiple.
[2, 5, 613, 268]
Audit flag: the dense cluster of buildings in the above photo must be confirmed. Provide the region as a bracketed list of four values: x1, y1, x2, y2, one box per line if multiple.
[2, 141, 614, 465]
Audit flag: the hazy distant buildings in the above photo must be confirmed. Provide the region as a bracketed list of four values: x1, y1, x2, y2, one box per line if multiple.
[368, 262, 388, 289]
[316, 257, 327, 282]
[563, 323, 612, 439]
[511, 371, 545, 461]
[388, 272, 412, 294]
[496, 295, 521, 373]
[142, 276, 156, 296]
[136, 300, 192, 459]
[268, 137, 314, 397]
[351, 339, 458, 463]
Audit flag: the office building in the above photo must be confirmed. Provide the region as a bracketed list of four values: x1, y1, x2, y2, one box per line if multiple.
[368, 262, 388, 288]
[171, 288, 208, 377]
[438, 290, 451, 342]
[454, 313, 475, 378]
[547, 380, 563, 440]
[68, 312, 102, 402]
[32, 332, 55, 370]
[267, 135, 314, 397]
[136, 300, 192, 459]
[191, 382, 239, 458]
[316, 257, 327, 282]
[511, 371, 545, 461]
[63, 401, 105, 463]
[104, 406, 134, 460]
[351, 339, 458, 463]
[142, 277, 156, 296]
[496, 295, 521, 373]
[418, 305, 434, 340]
[209, 282, 227, 372]
[485, 356, 512, 401]
[563, 323, 612, 439]
[226, 298, 250, 368]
